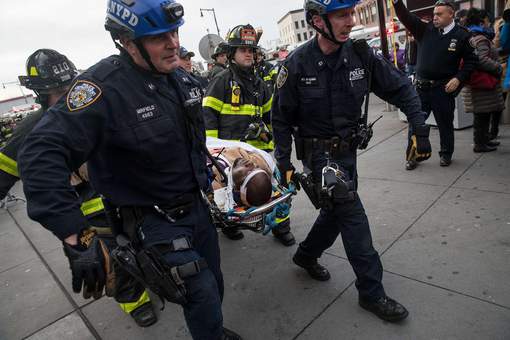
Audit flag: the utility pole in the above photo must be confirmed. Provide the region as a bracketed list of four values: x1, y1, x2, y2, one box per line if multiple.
[200, 8, 221, 37]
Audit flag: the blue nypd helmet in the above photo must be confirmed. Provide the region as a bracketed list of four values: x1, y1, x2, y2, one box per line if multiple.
[105, 0, 184, 40]
[304, 0, 361, 24]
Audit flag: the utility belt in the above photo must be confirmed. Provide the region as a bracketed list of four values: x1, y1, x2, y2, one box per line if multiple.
[295, 135, 356, 161]
[120, 193, 196, 240]
[415, 78, 448, 90]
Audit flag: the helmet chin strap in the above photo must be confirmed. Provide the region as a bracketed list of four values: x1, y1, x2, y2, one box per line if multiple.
[134, 39, 167, 75]
[310, 15, 343, 46]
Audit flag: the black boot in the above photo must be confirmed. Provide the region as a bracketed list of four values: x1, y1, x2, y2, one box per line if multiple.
[221, 327, 242, 340]
[272, 220, 295, 246]
[359, 296, 409, 322]
[222, 227, 244, 240]
[405, 159, 418, 170]
[130, 302, 158, 327]
[487, 140, 500, 147]
[293, 248, 330, 281]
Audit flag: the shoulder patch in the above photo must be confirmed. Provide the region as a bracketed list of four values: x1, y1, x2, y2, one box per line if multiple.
[67, 80, 102, 112]
[276, 66, 288, 89]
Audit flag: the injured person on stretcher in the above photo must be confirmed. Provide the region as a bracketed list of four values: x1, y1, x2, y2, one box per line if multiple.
[206, 137, 294, 233]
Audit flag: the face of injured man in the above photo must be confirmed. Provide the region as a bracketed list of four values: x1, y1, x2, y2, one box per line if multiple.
[232, 157, 257, 190]
[231, 157, 273, 207]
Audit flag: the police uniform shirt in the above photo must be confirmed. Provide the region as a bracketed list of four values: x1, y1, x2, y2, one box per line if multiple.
[18, 53, 208, 240]
[271, 37, 426, 169]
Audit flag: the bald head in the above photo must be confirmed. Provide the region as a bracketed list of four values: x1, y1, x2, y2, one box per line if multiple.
[244, 171, 272, 206]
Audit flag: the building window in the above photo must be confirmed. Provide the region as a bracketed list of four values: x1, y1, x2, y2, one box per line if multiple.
[301, 20, 305, 28]
[297, 33, 302, 42]
[310, 31, 314, 37]
[295, 21, 299, 29]
[304, 32, 307, 40]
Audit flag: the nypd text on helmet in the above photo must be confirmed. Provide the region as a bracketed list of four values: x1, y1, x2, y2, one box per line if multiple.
[107, 0, 139, 27]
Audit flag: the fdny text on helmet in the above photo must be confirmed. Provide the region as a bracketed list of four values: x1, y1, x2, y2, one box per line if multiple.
[108, 0, 139, 27]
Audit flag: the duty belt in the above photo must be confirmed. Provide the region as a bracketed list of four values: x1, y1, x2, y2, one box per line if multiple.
[303, 136, 355, 155]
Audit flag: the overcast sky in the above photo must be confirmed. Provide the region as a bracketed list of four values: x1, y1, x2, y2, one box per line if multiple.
[0, 0, 302, 86]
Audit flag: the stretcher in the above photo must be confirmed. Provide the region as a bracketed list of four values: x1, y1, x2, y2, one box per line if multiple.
[206, 165, 295, 235]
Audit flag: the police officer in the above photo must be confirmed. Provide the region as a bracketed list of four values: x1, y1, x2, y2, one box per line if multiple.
[209, 42, 229, 80]
[177, 46, 209, 90]
[18, 1, 241, 339]
[203, 24, 295, 246]
[394, 0, 477, 169]
[272, 0, 432, 322]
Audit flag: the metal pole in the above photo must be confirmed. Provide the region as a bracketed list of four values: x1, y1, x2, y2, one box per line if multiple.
[212, 9, 220, 37]
[376, 0, 389, 59]
[200, 8, 220, 36]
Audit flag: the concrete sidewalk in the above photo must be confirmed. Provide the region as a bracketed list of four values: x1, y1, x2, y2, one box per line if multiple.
[1, 97, 509, 340]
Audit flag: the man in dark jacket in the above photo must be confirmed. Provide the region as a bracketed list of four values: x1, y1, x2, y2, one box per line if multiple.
[203, 24, 295, 246]
[208, 42, 229, 80]
[394, 0, 477, 169]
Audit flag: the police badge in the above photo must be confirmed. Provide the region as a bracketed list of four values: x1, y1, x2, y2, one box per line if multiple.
[67, 80, 102, 111]
[276, 66, 289, 89]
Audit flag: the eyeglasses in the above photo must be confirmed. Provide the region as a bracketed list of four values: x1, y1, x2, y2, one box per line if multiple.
[434, 0, 456, 10]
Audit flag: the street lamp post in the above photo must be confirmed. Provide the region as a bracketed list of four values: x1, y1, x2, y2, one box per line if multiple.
[200, 8, 220, 37]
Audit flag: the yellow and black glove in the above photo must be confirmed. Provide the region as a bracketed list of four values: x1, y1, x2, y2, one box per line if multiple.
[406, 125, 432, 162]
[63, 228, 114, 300]
[277, 163, 301, 190]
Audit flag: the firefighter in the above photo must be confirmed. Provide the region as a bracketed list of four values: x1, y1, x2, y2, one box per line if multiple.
[203, 24, 295, 246]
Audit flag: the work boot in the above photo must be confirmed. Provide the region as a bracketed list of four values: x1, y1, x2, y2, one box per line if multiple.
[130, 302, 158, 327]
[405, 160, 417, 171]
[292, 249, 330, 281]
[473, 144, 497, 153]
[359, 296, 409, 322]
[222, 228, 244, 240]
[487, 140, 500, 147]
[439, 155, 451, 167]
[221, 327, 242, 340]
[273, 230, 296, 246]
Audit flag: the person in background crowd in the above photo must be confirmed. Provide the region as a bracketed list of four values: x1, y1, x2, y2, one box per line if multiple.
[389, 42, 406, 72]
[395, 0, 477, 169]
[494, 16, 509, 139]
[461, 7, 503, 152]
[405, 33, 418, 75]
[178, 46, 209, 91]
[455, 9, 468, 26]
[209, 42, 229, 80]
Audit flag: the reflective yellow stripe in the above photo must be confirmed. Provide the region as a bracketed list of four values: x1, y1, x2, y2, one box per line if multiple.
[80, 197, 105, 216]
[261, 97, 272, 114]
[275, 215, 290, 224]
[206, 129, 219, 138]
[269, 68, 278, 77]
[118, 290, 151, 314]
[263, 75, 273, 81]
[202, 96, 224, 112]
[0, 153, 19, 177]
[204, 96, 272, 116]
[29, 66, 38, 76]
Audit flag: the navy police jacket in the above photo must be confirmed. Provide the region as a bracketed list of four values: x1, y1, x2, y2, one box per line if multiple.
[272, 37, 426, 169]
[18, 53, 208, 240]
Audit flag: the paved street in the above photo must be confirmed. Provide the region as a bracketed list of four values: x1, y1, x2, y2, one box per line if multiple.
[1, 96, 509, 340]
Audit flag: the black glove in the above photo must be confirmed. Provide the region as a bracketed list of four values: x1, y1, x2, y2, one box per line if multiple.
[406, 125, 432, 162]
[277, 163, 300, 190]
[63, 229, 110, 299]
